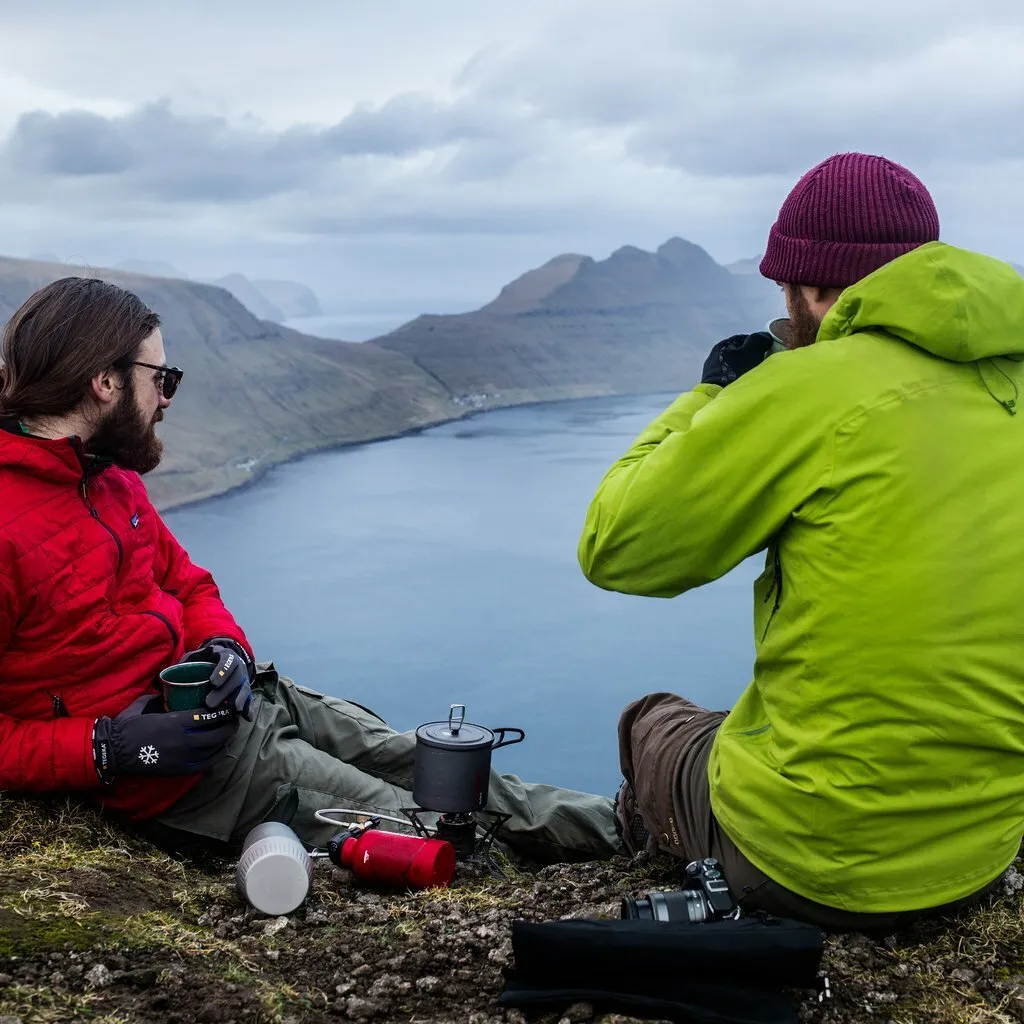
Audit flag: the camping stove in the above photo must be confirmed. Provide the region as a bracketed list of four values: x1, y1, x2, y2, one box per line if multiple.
[403, 703, 523, 875]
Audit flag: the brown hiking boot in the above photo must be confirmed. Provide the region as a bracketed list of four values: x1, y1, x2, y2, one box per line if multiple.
[614, 780, 652, 857]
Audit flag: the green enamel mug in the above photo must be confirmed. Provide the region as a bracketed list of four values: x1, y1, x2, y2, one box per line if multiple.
[159, 660, 217, 712]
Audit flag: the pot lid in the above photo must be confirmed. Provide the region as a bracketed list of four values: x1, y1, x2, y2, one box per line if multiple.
[416, 704, 493, 751]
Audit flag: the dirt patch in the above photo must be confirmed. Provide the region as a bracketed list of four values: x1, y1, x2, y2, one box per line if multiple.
[2, 796, 1024, 1024]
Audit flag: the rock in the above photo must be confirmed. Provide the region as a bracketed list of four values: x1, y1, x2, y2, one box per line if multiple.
[1002, 866, 1024, 896]
[565, 1003, 598, 1019]
[368, 973, 410, 998]
[415, 975, 442, 992]
[560, 1003, 595, 1023]
[351, 964, 372, 978]
[85, 964, 113, 989]
[0, 1017, 24, 1024]
[344, 996, 383, 1020]
[262, 916, 291, 937]
[331, 867, 358, 887]
[265, 949, 281, 961]
[488, 938, 513, 966]
[951, 968, 978, 983]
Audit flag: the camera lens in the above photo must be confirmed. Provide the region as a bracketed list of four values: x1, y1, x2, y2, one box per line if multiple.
[619, 889, 709, 923]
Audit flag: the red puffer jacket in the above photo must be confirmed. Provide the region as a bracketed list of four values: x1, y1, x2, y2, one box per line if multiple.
[0, 424, 254, 819]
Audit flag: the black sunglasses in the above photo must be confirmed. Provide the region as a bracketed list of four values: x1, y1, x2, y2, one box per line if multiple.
[119, 360, 184, 400]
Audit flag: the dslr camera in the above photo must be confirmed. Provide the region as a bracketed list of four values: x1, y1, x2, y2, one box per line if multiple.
[620, 857, 739, 924]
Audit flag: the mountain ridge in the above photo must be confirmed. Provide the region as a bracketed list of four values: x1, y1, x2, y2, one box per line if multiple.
[1, 239, 783, 508]
[114, 262, 323, 322]
[373, 236, 781, 403]
[0, 256, 456, 509]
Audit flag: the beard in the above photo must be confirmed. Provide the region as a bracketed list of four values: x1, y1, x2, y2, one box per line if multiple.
[86, 381, 163, 474]
[784, 284, 823, 349]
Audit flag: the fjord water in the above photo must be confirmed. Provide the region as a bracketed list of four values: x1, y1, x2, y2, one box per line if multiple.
[165, 394, 760, 797]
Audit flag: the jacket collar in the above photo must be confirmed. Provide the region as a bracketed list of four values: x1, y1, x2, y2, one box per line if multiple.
[0, 416, 112, 481]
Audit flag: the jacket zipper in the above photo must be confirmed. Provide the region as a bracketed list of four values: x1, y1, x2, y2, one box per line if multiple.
[144, 609, 179, 649]
[51, 694, 69, 718]
[80, 467, 123, 574]
[74, 448, 178, 656]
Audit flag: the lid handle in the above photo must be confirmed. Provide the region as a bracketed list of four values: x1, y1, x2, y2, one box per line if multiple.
[448, 703, 466, 734]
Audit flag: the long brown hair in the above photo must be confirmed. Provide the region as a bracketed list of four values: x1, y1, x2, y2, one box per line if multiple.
[0, 277, 160, 419]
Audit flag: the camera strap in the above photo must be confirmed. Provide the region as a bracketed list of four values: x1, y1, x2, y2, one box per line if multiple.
[497, 915, 826, 1024]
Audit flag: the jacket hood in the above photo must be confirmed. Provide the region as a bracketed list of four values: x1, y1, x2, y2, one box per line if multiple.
[819, 242, 1024, 362]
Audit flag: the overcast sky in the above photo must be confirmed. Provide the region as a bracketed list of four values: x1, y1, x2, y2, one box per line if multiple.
[2, 0, 1023, 322]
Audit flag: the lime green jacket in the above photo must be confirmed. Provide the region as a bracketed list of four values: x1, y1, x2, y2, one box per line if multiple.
[578, 243, 1024, 912]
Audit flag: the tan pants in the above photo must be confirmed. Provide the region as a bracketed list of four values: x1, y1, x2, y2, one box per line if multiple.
[618, 692, 999, 932]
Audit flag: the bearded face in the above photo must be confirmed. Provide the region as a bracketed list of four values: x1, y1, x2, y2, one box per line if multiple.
[85, 370, 164, 474]
[783, 284, 826, 349]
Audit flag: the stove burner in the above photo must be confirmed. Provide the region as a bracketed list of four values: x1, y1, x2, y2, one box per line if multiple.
[434, 813, 478, 859]
[401, 807, 512, 875]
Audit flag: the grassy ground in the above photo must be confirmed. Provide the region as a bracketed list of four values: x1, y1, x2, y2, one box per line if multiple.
[1, 794, 1023, 1023]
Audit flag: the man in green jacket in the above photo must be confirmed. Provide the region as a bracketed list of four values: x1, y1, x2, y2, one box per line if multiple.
[578, 152, 1024, 930]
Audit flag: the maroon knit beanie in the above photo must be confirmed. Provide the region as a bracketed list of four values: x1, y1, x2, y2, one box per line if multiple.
[759, 153, 940, 288]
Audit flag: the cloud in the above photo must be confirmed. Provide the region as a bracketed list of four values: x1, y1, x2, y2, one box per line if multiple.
[0, 93, 513, 205]
[464, 1, 1024, 177]
[9, 109, 136, 176]
[1, 0, 1023, 310]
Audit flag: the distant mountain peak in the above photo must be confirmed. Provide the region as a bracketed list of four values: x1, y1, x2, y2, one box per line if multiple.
[657, 236, 705, 255]
[253, 279, 322, 318]
[210, 273, 286, 322]
[482, 253, 587, 315]
[656, 237, 719, 269]
[608, 244, 649, 261]
[725, 256, 764, 276]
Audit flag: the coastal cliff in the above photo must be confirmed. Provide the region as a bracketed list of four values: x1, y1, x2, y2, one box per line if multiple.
[0, 257, 455, 510]
[0, 240, 779, 510]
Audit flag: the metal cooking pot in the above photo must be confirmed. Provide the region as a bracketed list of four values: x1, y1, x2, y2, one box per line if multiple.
[413, 704, 525, 813]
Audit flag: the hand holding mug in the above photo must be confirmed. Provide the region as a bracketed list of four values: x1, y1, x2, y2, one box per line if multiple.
[181, 642, 254, 719]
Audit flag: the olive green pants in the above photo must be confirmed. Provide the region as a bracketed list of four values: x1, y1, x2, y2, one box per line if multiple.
[157, 665, 622, 865]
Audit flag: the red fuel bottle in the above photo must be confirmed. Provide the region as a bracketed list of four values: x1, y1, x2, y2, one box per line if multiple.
[327, 818, 456, 890]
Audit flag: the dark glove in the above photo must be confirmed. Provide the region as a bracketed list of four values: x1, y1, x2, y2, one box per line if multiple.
[93, 694, 238, 784]
[701, 331, 774, 387]
[183, 640, 254, 719]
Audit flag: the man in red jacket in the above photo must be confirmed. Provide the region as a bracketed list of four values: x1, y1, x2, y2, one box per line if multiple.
[0, 276, 621, 865]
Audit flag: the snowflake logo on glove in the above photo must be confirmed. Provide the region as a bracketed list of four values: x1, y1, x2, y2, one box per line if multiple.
[138, 745, 160, 766]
